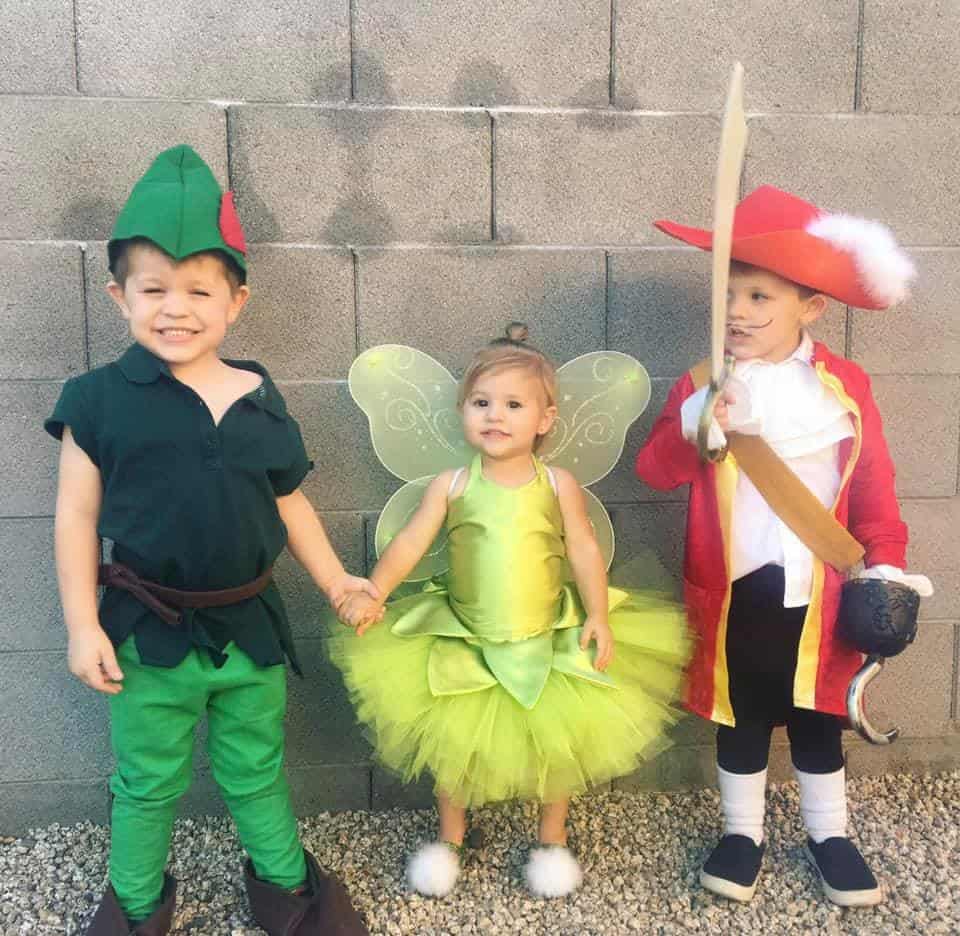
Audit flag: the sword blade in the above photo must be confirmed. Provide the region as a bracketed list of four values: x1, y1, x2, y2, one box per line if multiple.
[710, 62, 748, 384]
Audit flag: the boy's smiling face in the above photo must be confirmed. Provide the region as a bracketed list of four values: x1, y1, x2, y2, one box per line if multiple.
[725, 265, 828, 363]
[107, 242, 249, 374]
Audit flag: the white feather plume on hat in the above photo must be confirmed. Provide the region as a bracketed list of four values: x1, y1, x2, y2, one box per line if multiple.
[806, 214, 917, 307]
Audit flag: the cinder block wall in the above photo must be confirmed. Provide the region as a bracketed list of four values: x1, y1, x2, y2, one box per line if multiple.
[1, 1, 957, 833]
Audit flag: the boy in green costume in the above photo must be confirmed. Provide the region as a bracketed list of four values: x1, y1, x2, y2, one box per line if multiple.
[46, 145, 374, 936]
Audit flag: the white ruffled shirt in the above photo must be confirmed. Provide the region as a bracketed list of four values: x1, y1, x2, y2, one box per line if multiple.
[681, 333, 854, 607]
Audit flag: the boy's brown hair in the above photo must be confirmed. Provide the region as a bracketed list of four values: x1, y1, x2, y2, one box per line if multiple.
[729, 259, 817, 300]
[109, 237, 247, 291]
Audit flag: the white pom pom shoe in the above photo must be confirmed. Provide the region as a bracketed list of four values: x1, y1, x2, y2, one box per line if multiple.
[406, 841, 462, 897]
[524, 843, 583, 898]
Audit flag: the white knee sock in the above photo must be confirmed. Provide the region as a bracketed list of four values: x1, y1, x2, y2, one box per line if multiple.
[796, 767, 848, 843]
[718, 766, 767, 846]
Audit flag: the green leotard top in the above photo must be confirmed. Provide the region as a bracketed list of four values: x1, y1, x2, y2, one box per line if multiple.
[446, 454, 566, 642]
[389, 453, 625, 709]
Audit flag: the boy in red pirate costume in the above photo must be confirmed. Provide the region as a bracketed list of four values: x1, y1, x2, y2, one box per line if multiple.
[635, 185, 932, 906]
[45, 145, 374, 935]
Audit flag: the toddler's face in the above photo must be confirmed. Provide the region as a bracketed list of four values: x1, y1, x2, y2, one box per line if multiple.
[461, 366, 557, 462]
[107, 244, 249, 373]
[725, 267, 826, 363]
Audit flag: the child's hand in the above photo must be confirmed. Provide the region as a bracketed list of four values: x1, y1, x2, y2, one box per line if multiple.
[580, 616, 614, 672]
[338, 592, 385, 636]
[327, 572, 382, 613]
[68, 625, 124, 695]
[713, 387, 737, 432]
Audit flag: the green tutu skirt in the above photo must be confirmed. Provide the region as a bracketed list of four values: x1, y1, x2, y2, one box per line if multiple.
[328, 584, 690, 807]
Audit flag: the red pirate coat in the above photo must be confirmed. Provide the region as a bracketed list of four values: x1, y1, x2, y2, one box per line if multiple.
[635, 341, 907, 725]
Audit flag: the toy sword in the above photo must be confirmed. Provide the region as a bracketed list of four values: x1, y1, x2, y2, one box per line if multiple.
[697, 62, 748, 462]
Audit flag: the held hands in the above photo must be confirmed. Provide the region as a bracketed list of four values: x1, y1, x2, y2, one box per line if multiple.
[326, 571, 382, 611]
[68, 624, 124, 695]
[338, 591, 386, 636]
[580, 616, 614, 672]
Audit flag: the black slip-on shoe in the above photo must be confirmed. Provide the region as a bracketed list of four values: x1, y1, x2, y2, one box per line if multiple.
[804, 836, 882, 907]
[699, 834, 765, 902]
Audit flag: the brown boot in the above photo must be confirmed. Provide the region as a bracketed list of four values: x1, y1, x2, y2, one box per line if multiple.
[244, 850, 368, 936]
[86, 874, 176, 936]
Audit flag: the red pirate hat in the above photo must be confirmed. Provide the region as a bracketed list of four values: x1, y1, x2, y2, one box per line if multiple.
[655, 185, 914, 310]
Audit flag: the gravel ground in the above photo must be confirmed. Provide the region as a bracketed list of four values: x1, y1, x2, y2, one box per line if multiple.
[1, 771, 958, 936]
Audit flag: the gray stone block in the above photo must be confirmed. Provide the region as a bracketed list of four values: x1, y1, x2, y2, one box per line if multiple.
[861, 1, 960, 114]
[0, 0, 75, 93]
[282, 381, 398, 511]
[371, 766, 435, 811]
[0, 381, 62, 516]
[901, 498, 960, 622]
[76, 0, 349, 101]
[851, 250, 960, 375]
[614, 0, 858, 111]
[354, 0, 608, 106]
[0, 519, 64, 653]
[0, 652, 112, 782]
[496, 113, 716, 245]
[0, 778, 110, 835]
[83, 244, 128, 370]
[859, 621, 955, 739]
[283, 639, 370, 766]
[593, 379, 688, 506]
[230, 106, 490, 244]
[608, 502, 687, 584]
[613, 745, 713, 793]
[744, 116, 960, 246]
[871, 375, 959, 498]
[866, 622, 957, 738]
[356, 248, 604, 371]
[845, 734, 960, 779]
[0, 243, 85, 379]
[608, 249, 711, 380]
[0, 98, 227, 240]
[274, 511, 366, 639]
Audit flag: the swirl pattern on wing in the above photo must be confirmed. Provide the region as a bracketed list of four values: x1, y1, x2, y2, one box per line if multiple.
[541, 351, 652, 486]
[348, 345, 472, 483]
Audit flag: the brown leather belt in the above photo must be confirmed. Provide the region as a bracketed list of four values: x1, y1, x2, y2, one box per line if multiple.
[98, 562, 274, 627]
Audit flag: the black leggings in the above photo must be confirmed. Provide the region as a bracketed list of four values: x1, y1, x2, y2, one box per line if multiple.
[716, 565, 844, 775]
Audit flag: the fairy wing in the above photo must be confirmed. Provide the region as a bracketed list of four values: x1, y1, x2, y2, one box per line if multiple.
[350, 345, 471, 582]
[540, 351, 652, 486]
[348, 345, 472, 481]
[541, 351, 651, 570]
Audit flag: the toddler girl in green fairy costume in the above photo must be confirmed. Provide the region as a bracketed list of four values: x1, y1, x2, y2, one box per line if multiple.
[331, 325, 690, 898]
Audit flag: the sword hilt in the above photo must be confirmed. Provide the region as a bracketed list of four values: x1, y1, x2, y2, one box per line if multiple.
[697, 356, 734, 463]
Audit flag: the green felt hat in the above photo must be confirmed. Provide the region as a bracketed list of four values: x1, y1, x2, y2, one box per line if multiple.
[108, 144, 247, 273]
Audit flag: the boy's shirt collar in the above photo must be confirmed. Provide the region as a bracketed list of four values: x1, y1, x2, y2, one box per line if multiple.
[117, 342, 287, 419]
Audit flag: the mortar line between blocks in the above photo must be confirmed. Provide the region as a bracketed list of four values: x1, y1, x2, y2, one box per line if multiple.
[609, 0, 617, 105]
[71, 0, 81, 92]
[225, 107, 234, 188]
[854, 0, 866, 110]
[79, 242, 90, 371]
[489, 111, 497, 241]
[604, 251, 611, 349]
[352, 249, 360, 355]
[349, 0, 358, 100]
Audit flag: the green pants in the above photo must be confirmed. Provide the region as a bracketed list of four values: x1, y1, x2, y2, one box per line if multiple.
[108, 638, 306, 920]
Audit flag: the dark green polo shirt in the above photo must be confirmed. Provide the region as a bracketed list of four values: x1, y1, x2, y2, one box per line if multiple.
[45, 343, 313, 673]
